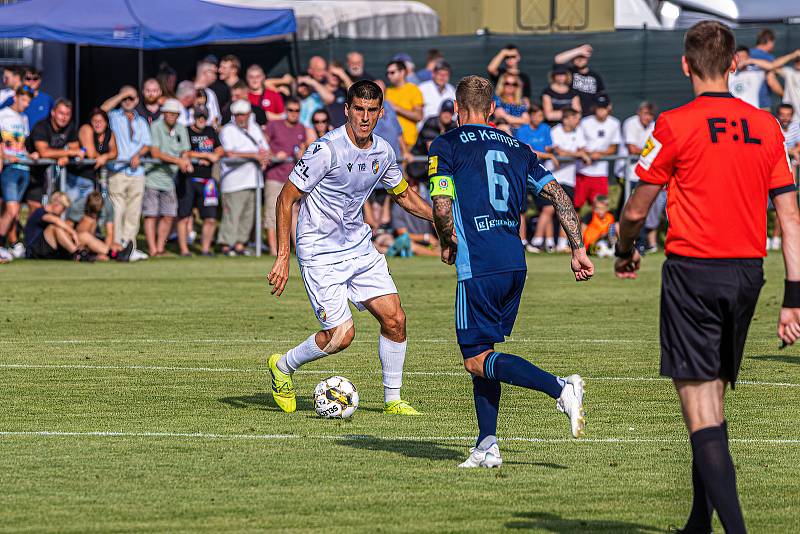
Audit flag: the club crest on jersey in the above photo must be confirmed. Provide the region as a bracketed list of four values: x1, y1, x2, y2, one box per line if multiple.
[372, 159, 379, 174]
[316, 307, 327, 322]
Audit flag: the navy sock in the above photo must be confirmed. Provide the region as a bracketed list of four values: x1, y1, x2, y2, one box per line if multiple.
[484, 351, 563, 399]
[690, 424, 746, 534]
[472, 375, 500, 448]
[0, 235, 6, 247]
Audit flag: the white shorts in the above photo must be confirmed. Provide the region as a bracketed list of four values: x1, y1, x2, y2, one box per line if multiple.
[299, 250, 398, 330]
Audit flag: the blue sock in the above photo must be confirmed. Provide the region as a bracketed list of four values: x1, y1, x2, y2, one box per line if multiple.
[484, 351, 563, 399]
[472, 375, 500, 449]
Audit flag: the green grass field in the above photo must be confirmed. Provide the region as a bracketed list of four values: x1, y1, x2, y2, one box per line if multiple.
[0, 253, 797, 533]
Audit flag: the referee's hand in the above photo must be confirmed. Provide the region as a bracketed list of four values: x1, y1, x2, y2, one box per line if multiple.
[571, 248, 594, 282]
[778, 308, 800, 346]
[614, 249, 641, 280]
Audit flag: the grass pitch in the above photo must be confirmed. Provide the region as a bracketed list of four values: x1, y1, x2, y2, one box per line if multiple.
[0, 253, 798, 533]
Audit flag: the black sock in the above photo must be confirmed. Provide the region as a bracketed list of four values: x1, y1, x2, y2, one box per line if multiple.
[690, 425, 747, 534]
[683, 421, 729, 533]
[472, 375, 501, 448]
[0, 235, 6, 247]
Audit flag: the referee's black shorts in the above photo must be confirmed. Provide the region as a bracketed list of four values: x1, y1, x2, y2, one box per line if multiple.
[660, 255, 764, 387]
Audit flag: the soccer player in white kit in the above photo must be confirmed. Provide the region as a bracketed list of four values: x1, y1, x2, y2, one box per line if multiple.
[267, 81, 434, 415]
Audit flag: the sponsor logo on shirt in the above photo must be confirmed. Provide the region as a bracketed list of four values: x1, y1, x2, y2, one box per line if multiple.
[428, 155, 438, 176]
[637, 135, 662, 171]
[358, 163, 366, 172]
[474, 215, 519, 232]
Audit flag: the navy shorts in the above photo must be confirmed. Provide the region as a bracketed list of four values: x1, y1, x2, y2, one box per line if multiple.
[456, 270, 526, 358]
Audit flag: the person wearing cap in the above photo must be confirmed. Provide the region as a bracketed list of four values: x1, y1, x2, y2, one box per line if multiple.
[574, 93, 620, 210]
[392, 53, 420, 85]
[218, 99, 270, 256]
[178, 105, 224, 257]
[144, 98, 192, 257]
[487, 44, 532, 101]
[385, 60, 423, 147]
[418, 61, 456, 124]
[555, 44, 606, 117]
[541, 64, 581, 125]
[105, 85, 152, 253]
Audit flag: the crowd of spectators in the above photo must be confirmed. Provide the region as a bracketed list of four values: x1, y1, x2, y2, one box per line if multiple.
[1, 29, 799, 263]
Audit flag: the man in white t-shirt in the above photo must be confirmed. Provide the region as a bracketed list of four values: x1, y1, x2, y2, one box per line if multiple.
[729, 47, 765, 108]
[547, 107, 591, 252]
[218, 99, 270, 256]
[267, 81, 433, 416]
[418, 62, 456, 124]
[575, 94, 621, 209]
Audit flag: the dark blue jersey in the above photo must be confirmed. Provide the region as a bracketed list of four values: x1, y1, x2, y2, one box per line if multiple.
[428, 124, 555, 281]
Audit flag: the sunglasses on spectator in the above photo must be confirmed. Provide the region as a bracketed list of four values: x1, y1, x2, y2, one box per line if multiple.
[24, 75, 40, 81]
[386, 70, 398, 75]
[286, 107, 300, 112]
[504, 81, 519, 87]
[313, 119, 328, 124]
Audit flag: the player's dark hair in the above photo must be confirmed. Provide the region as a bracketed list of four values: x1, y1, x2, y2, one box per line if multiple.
[346, 80, 383, 106]
[756, 29, 775, 45]
[684, 21, 736, 81]
[455, 75, 493, 116]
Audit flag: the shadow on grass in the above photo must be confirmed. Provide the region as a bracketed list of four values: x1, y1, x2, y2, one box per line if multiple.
[750, 354, 800, 365]
[503, 461, 568, 469]
[218, 392, 315, 412]
[335, 435, 464, 461]
[505, 511, 662, 532]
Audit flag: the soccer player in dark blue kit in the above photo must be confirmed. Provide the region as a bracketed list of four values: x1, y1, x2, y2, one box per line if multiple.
[429, 75, 594, 468]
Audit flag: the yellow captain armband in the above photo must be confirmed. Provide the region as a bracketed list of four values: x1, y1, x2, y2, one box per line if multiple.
[387, 178, 409, 196]
[429, 175, 454, 198]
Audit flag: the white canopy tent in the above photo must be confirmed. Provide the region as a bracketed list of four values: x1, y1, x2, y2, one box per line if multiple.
[208, 0, 439, 39]
[615, 0, 664, 29]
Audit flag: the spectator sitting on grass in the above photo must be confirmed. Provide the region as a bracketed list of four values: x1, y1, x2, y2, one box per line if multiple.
[74, 192, 130, 261]
[581, 194, 615, 257]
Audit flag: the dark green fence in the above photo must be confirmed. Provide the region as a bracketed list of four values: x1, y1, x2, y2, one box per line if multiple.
[296, 25, 800, 119]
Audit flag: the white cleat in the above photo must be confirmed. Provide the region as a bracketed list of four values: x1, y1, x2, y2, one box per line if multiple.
[129, 249, 149, 262]
[458, 444, 503, 468]
[9, 242, 25, 259]
[0, 247, 13, 263]
[557, 374, 586, 438]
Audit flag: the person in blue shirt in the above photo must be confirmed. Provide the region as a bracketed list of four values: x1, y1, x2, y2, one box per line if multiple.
[749, 29, 777, 110]
[21, 67, 53, 129]
[492, 73, 529, 132]
[428, 75, 594, 468]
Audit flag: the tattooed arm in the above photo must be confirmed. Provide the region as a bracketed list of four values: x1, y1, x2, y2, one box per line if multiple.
[539, 180, 594, 281]
[431, 195, 457, 265]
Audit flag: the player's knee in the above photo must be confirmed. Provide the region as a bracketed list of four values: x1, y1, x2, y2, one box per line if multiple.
[381, 307, 406, 339]
[321, 320, 355, 354]
[338, 326, 355, 351]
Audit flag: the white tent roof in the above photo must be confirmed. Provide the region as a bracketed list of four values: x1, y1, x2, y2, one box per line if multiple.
[615, 0, 663, 29]
[207, 0, 439, 40]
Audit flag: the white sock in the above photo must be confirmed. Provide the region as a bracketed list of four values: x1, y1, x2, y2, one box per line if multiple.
[378, 335, 406, 402]
[557, 237, 568, 249]
[532, 237, 544, 247]
[545, 237, 555, 248]
[278, 333, 327, 374]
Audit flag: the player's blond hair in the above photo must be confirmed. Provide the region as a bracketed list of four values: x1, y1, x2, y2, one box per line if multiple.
[455, 75, 493, 116]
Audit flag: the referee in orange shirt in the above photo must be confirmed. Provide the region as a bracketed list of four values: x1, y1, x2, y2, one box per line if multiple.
[616, 21, 800, 534]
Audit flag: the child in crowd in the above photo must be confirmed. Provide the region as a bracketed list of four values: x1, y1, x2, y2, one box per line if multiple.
[581, 195, 616, 257]
[75, 192, 123, 261]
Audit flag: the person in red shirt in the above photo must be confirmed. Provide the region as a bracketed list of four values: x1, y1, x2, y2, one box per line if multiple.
[615, 21, 800, 534]
[245, 64, 285, 121]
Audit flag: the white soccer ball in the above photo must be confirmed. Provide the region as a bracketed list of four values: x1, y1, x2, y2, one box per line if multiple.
[314, 376, 359, 418]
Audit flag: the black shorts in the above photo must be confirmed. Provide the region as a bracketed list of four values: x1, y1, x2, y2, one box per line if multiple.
[535, 184, 574, 210]
[24, 175, 45, 203]
[177, 177, 219, 220]
[26, 235, 72, 260]
[660, 255, 764, 387]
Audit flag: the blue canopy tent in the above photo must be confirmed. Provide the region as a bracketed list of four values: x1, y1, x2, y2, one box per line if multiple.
[0, 0, 297, 117]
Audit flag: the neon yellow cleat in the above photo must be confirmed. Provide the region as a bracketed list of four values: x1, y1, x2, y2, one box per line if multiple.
[268, 353, 296, 413]
[383, 399, 421, 415]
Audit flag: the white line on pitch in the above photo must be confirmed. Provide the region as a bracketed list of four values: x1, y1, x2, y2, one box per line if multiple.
[0, 430, 797, 445]
[0, 363, 797, 388]
[0, 338, 639, 344]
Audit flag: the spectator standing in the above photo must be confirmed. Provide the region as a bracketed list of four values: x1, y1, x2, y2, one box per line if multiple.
[218, 100, 270, 256]
[555, 44, 606, 116]
[22, 67, 53, 128]
[416, 49, 444, 83]
[29, 99, 85, 223]
[134, 78, 163, 125]
[487, 44, 532, 101]
[265, 97, 309, 255]
[749, 29, 778, 111]
[385, 61, 423, 148]
[307, 56, 328, 84]
[245, 64, 285, 122]
[408, 99, 456, 184]
[0, 66, 23, 108]
[492, 73, 529, 131]
[325, 64, 353, 128]
[770, 103, 800, 250]
[729, 47, 765, 108]
[178, 105, 224, 257]
[575, 94, 621, 210]
[212, 55, 242, 111]
[541, 64, 581, 124]
[371, 79, 409, 228]
[418, 61, 456, 123]
[0, 86, 36, 260]
[297, 75, 334, 128]
[105, 85, 151, 254]
[308, 108, 333, 141]
[175, 81, 196, 127]
[156, 63, 178, 98]
[193, 58, 222, 127]
[144, 99, 192, 257]
[516, 103, 559, 167]
[222, 81, 267, 127]
[548, 108, 592, 252]
[777, 54, 800, 117]
[346, 51, 374, 82]
[392, 53, 420, 85]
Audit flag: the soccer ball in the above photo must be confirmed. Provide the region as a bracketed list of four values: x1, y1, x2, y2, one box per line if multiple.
[314, 376, 359, 418]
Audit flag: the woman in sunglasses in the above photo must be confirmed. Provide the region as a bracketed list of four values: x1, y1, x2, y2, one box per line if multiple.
[307, 108, 333, 142]
[492, 72, 529, 131]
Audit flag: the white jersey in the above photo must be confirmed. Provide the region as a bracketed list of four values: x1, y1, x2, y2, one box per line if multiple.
[290, 125, 403, 266]
[548, 124, 587, 187]
[729, 69, 764, 108]
[619, 115, 655, 182]
[577, 115, 621, 177]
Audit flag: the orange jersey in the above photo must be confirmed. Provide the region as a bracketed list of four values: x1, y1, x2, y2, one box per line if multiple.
[583, 211, 614, 248]
[635, 92, 795, 258]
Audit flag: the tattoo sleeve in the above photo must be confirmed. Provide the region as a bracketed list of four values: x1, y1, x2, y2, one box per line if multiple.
[540, 180, 584, 250]
[432, 196, 455, 247]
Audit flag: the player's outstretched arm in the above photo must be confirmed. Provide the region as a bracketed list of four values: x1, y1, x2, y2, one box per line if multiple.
[539, 180, 594, 281]
[392, 185, 434, 222]
[431, 195, 456, 265]
[614, 182, 661, 279]
[267, 181, 304, 297]
[773, 191, 800, 345]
